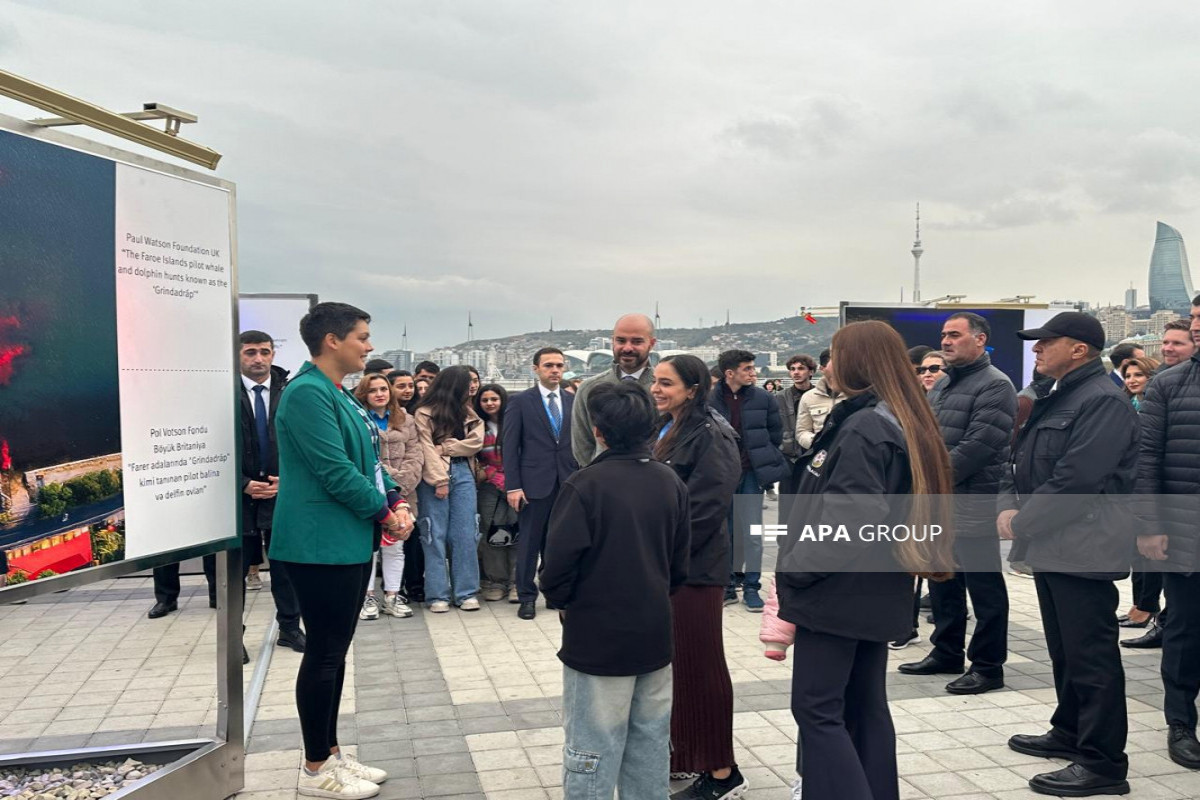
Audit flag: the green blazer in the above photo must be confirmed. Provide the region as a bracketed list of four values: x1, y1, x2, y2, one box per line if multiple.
[269, 361, 397, 565]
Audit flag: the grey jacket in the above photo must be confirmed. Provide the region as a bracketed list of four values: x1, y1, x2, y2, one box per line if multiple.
[777, 384, 813, 462]
[570, 365, 654, 466]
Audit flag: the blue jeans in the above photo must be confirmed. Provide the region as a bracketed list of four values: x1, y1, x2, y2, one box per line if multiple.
[728, 469, 764, 591]
[417, 460, 480, 605]
[561, 664, 672, 800]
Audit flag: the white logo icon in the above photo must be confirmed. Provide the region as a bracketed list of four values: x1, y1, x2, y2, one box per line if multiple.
[750, 524, 788, 539]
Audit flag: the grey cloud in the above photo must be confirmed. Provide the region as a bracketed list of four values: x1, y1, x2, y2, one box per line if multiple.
[718, 96, 864, 159]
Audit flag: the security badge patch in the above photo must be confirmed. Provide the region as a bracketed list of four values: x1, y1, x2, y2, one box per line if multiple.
[806, 449, 828, 477]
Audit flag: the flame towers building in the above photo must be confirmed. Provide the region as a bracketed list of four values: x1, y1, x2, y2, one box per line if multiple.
[1148, 221, 1196, 313]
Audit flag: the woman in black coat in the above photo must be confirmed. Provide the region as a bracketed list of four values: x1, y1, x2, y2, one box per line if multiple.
[651, 355, 747, 798]
[778, 321, 955, 800]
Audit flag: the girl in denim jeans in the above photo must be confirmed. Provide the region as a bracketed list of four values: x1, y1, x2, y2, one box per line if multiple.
[413, 365, 484, 613]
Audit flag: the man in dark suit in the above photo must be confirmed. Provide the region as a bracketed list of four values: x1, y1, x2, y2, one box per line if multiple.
[504, 347, 578, 620]
[147, 331, 304, 656]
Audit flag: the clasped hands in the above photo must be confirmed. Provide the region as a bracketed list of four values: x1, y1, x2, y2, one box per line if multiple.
[383, 505, 414, 541]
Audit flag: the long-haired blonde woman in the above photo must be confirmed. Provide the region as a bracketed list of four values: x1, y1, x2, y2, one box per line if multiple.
[778, 320, 955, 800]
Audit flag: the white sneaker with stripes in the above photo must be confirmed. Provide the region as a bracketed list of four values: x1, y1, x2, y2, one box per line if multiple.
[297, 760, 379, 799]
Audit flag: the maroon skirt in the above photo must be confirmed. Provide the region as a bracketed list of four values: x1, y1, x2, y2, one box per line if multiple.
[670, 584, 735, 772]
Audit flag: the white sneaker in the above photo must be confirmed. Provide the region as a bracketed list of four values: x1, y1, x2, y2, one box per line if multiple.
[381, 595, 413, 618]
[297, 761, 379, 799]
[459, 597, 480, 611]
[790, 776, 803, 800]
[358, 595, 379, 621]
[336, 752, 387, 784]
[429, 600, 451, 613]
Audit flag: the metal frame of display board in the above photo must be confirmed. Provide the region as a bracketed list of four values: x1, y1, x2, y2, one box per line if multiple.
[0, 111, 244, 800]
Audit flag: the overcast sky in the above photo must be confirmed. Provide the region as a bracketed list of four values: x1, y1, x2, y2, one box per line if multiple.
[3, 1, 1200, 350]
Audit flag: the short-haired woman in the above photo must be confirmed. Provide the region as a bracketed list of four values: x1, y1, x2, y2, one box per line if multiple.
[271, 302, 413, 799]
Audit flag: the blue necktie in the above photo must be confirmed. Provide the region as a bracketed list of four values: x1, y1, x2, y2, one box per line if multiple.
[547, 391, 562, 440]
[253, 385, 270, 474]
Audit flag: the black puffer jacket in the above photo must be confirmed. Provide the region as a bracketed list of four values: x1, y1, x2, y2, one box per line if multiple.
[709, 384, 788, 487]
[657, 409, 742, 585]
[999, 359, 1140, 578]
[1133, 354, 1200, 574]
[928, 353, 1016, 537]
[776, 393, 917, 643]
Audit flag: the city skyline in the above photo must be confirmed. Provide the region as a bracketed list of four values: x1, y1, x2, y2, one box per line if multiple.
[5, 4, 1200, 349]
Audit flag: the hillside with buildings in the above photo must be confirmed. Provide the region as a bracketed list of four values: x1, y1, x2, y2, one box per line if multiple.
[373, 314, 839, 381]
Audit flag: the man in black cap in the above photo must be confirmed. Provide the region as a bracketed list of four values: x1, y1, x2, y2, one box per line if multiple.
[998, 311, 1139, 797]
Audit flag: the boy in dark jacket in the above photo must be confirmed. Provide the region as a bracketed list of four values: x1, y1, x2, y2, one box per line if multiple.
[540, 382, 691, 800]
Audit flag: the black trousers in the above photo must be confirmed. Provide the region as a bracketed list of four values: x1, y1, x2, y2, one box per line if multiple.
[401, 535, 425, 599]
[929, 536, 1008, 677]
[1162, 572, 1200, 730]
[154, 553, 228, 606]
[153, 531, 302, 633]
[515, 486, 558, 603]
[791, 628, 897, 800]
[277, 559, 371, 763]
[1035, 571, 1128, 780]
[910, 576, 925, 630]
[1132, 565, 1164, 615]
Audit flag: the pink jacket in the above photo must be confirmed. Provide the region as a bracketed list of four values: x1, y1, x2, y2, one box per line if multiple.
[759, 577, 796, 656]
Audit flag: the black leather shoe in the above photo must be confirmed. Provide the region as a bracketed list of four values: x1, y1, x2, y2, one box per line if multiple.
[147, 601, 177, 619]
[1117, 613, 1152, 629]
[1168, 725, 1200, 769]
[1120, 619, 1163, 648]
[898, 655, 964, 676]
[242, 645, 250, 665]
[946, 671, 1004, 695]
[1028, 763, 1129, 796]
[277, 630, 307, 653]
[517, 601, 536, 620]
[1008, 732, 1082, 761]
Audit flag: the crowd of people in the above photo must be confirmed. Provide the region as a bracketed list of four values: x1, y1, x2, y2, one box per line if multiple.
[146, 300, 1200, 800]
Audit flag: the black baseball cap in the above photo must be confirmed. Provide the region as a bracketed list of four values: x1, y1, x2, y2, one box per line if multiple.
[1016, 312, 1105, 350]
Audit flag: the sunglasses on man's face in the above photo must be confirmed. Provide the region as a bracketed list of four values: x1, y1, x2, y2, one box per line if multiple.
[916, 364, 943, 375]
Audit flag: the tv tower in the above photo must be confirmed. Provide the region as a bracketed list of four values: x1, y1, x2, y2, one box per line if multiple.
[467, 312, 474, 342]
[654, 301, 661, 330]
[911, 203, 924, 304]
[401, 324, 408, 350]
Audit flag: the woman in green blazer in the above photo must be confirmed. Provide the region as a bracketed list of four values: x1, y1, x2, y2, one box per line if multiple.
[269, 302, 413, 800]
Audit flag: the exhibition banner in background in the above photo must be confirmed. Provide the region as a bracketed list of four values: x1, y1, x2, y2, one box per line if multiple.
[0, 128, 237, 584]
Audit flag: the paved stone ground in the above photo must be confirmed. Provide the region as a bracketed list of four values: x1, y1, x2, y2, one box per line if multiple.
[2, 510, 1197, 799]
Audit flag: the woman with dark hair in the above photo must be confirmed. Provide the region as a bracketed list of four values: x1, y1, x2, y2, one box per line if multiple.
[1120, 356, 1158, 412]
[473, 383, 519, 602]
[466, 365, 481, 399]
[271, 302, 412, 799]
[1118, 355, 1161, 629]
[388, 370, 425, 599]
[779, 320, 955, 800]
[414, 365, 484, 612]
[354, 373, 423, 620]
[651, 355, 746, 799]
[414, 378, 431, 402]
